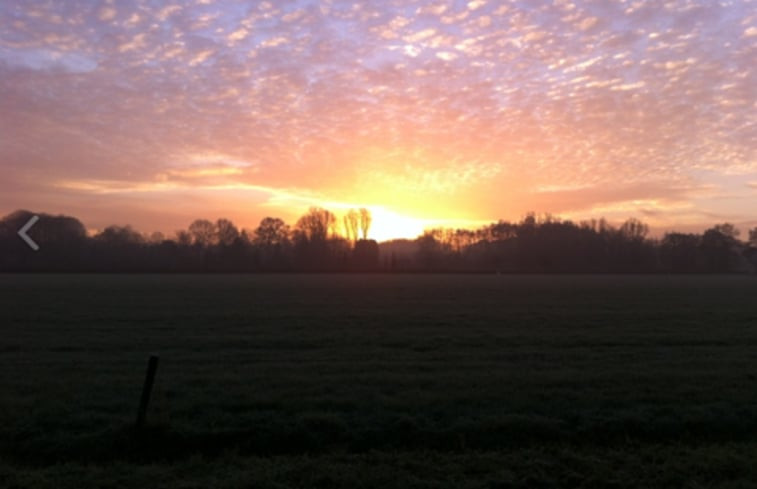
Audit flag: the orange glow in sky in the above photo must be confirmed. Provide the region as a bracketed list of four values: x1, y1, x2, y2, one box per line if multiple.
[1, 0, 755, 239]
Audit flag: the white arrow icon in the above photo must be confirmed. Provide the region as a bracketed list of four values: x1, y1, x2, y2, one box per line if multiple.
[18, 215, 40, 251]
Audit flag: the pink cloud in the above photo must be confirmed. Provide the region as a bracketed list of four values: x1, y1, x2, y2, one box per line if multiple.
[0, 0, 755, 233]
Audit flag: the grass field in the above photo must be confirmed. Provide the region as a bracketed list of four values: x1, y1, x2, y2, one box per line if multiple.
[2, 274, 757, 487]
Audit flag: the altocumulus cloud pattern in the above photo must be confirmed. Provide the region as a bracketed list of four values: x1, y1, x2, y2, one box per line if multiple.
[0, 0, 755, 232]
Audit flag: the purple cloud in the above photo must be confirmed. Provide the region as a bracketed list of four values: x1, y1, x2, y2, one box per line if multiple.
[1, 0, 755, 235]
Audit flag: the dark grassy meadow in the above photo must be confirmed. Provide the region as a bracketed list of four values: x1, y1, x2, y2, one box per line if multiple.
[2, 274, 757, 487]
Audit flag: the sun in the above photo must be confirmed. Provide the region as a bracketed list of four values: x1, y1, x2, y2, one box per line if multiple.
[321, 202, 487, 242]
[366, 207, 431, 242]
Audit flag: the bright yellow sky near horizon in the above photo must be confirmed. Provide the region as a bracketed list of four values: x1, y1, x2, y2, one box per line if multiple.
[1, 0, 755, 240]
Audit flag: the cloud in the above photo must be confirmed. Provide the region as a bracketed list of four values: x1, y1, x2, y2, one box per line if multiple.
[227, 27, 248, 43]
[98, 7, 117, 22]
[1, 0, 755, 233]
[0, 46, 97, 73]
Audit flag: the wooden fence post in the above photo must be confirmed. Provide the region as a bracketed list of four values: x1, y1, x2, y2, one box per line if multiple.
[136, 355, 159, 429]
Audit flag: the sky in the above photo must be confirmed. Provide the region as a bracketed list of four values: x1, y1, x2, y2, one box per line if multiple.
[1, 0, 755, 241]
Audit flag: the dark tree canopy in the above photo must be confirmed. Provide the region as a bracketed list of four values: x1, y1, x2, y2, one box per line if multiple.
[254, 217, 289, 247]
[189, 219, 217, 247]
[1, 210, 756, 273]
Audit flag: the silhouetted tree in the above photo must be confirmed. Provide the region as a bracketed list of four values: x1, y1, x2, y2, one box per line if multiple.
[416, 231, 446, 270]
[359, 208, 372, 240]
[292, 208, 342, 270]
[749, 227, 757, 247]
[344, 209, 360, 243]
[189, 219, 217, 247]
[0, 210, 88, 271]
[216, 218, 240, 247]
[149, 231, 165, 243]
[95, 225, 144, 245]
[254, 217, 289, 247]
[198, 219, 243, 271]
[175, 230, 192, 246]
[254, 217, 291, 270]
[701, 224, 741, 272]
[92, 225, 145, 271]
[296, 207, 337, 242]
[660, 233, 701, 273]
[619, 218, 649, 241]
[713, 223, 740, 240]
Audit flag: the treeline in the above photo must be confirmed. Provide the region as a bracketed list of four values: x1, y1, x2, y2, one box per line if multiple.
[416, 215, 757, 274]
[1, 209, 757, 273]
[0, 208, 380, 273]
